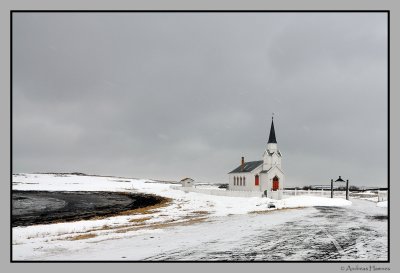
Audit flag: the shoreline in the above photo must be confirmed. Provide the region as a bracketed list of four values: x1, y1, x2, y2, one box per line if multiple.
[12, 190, 169, 227]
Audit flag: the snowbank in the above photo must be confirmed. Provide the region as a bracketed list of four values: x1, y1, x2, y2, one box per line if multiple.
[283, 195, 352, 208]
[377, 201, 388, 208]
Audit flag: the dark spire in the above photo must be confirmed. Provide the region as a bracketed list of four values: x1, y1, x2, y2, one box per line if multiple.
[268, 117, 277, 144]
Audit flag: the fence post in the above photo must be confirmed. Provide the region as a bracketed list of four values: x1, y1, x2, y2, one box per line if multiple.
[331, 179, 333, 198]
[346, 180, 349, 201]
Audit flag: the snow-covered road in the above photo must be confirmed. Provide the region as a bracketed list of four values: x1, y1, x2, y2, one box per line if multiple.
[144, 199, 387, 261]
[26, 199, 386, 261]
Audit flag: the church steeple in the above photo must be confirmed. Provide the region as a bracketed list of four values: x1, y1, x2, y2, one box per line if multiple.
[268, 117, 277, 144]
[263, 115, 282, 172]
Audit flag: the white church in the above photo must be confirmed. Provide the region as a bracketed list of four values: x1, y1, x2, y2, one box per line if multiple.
[228, 117, 284, 199]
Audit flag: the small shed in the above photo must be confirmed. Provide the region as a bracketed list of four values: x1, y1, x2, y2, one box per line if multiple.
[181, 178, 195, 187]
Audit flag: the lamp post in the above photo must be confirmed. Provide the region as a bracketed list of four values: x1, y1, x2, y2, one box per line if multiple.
[331, 176, 349, 201]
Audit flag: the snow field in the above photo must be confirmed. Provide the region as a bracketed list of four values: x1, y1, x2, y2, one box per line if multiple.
[12, 173, 352, 259]
[377, 201, 388, 208]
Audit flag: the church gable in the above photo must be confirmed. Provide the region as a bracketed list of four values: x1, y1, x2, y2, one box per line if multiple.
[260, 165, 284, 175]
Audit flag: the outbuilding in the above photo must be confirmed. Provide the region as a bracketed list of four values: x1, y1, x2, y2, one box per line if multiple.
[181, 178, 195, 187]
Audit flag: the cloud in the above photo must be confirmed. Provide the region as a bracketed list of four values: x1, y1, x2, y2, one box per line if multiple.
[12, 12, 388, 186]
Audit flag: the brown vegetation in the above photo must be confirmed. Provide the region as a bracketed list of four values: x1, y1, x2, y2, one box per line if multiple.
[129, 217, 152, 223]
[114, 217, 208, 234]
[68, 233, 97, 241]
[117, 197, 172, 216]
[192, 210, 209, 215]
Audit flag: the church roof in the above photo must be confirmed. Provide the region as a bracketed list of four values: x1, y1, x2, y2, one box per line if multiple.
[181, 177, 194, 182]
[260, 165, 284, 174]
[228, 160, 263, 174]
[268, 118, 277, 144]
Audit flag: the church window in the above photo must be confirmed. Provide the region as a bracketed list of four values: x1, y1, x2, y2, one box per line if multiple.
[240, 177, 242, 186]
[243, 177, 246, 186]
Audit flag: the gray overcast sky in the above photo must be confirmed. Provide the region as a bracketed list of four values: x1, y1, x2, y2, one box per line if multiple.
[13, 12, 388, 186]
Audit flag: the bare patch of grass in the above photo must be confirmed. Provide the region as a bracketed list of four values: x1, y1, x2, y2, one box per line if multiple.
[114, 217, 208, 234]
[192, 210, 209, 215]
[129, 217, 152, 223]
[118, 197, 172, 216]
[249, 210, 274, 214]
[85, 224, 115, 233]
[146, 217, 207, 230]
[68, 233, 97, 241]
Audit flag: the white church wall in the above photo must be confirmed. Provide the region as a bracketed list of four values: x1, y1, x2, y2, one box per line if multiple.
[272, 154, 282, 168]
[259, 173, 270, 192]
[229, 173, 253, 191]
[228, 165, 263, 192]
[263, 152, 282, 170]
[263, 153, 272, 168]
[229, 168, 284, 194]
[182, 180, 194, 187]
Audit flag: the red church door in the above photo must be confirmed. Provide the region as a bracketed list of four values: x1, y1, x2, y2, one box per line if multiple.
[255, 175, 259, 186]
[272, 176, 279, 191]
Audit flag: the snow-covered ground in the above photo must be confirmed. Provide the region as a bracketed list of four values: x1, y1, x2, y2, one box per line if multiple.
[63, 199, 384, 261]
[12, 173, 376, 261]
[12, 173, 351, 218]
[377, 201, 388, 208]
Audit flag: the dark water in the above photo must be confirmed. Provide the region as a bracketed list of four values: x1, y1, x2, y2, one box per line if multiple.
[12, 191, 164, 227]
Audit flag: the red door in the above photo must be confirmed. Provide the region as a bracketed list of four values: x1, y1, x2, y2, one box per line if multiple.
[272, 176, 279, 191]
[255, 175, 259, 186]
